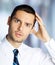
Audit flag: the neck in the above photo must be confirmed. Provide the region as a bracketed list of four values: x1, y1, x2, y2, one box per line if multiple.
[6, 35, 22, 48]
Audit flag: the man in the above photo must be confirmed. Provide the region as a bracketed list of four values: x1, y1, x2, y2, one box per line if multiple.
[0, 4, 55, 65]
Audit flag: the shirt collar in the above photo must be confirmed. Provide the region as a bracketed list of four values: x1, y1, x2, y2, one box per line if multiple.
[1, 37, 26, 57]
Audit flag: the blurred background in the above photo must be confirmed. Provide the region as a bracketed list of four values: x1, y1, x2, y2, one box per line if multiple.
[0, 0, 55, 53]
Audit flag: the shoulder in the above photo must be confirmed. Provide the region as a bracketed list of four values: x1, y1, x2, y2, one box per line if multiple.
[0, 41, 3, 48]
[23, 43, 50, 63]
[0, 40, 5, 48]
[23, 43, 45, 56]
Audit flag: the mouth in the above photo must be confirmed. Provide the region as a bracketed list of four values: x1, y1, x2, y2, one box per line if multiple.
[15, 31, 22, 38]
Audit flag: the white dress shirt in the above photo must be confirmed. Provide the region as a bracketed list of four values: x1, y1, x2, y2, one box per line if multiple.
[0, 37, 55, 65]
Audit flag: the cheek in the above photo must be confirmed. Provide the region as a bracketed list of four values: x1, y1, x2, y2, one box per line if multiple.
[23, 32, 30, 40]
[11, 23, 18, 31]
[23, 29, 31, 37]
[9, 25, 16, 35]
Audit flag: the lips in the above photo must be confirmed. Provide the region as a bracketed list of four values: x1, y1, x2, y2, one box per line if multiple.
[15, 32, 22, 38]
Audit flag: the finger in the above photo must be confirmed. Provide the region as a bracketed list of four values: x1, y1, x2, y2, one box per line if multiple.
[35, 13, 42, 22]
[32, 28, 41, 38]
[35, 13, 43, 25]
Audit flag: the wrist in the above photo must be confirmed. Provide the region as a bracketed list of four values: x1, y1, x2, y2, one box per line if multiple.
[44, 37, 51, 42]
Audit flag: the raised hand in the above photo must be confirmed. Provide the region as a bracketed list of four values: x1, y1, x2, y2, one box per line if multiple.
[32, 13, 51, 42]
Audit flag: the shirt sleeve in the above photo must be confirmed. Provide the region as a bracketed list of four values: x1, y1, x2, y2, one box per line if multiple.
[34, 47, 54, 65]
[39, 53, 54, 65]
[45, 39, 55, 63]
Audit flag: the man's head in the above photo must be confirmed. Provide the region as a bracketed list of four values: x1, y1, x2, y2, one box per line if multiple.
[7, 4, 36, 43]
[11, 4, 36, 26]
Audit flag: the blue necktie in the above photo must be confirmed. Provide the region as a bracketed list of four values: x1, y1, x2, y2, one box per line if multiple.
[13, 49, 19, 65]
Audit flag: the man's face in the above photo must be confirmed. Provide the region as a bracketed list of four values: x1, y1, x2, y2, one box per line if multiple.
[8, 10, 35, 43]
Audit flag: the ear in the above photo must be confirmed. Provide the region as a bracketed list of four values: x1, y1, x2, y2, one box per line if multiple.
[7, 16, 11, 25]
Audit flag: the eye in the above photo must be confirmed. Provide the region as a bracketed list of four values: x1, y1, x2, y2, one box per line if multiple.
[13, 18, 21, 23]
[25, 23, 31, 27]
[15, 19, 20, 23]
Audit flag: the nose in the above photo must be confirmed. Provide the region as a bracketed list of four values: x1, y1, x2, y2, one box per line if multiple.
[17, 22, 23, 31]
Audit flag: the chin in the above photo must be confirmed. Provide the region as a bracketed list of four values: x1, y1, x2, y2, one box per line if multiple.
[13, 38, 23, 43]
[15, 40, 23, 43]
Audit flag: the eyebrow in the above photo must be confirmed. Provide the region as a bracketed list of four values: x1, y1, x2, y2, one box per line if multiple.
[12, 17, 33, 25]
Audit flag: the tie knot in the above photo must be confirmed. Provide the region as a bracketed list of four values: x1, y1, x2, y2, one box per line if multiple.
[13, 49, 19, 56]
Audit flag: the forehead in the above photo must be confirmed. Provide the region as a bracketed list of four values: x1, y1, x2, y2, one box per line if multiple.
[14, 10, 35, 22]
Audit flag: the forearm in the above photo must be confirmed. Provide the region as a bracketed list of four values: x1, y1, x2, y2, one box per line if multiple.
[45, 39, 55, 63]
